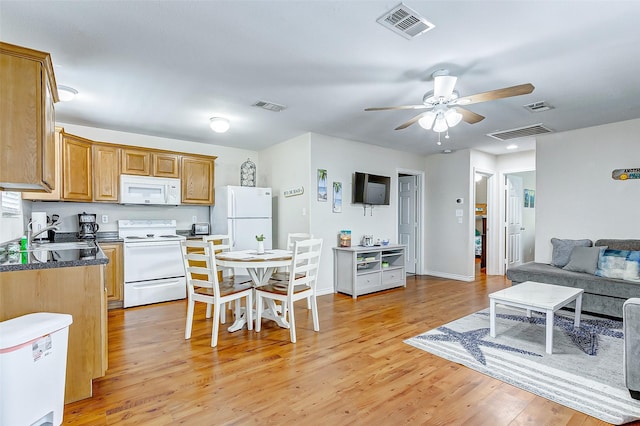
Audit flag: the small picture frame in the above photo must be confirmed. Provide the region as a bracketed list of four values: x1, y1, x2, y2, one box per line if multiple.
[317, 169, 327, 202]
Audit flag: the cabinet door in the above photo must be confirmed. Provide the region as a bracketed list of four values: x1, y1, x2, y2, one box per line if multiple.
[93, 144, 120, 202]
[0, 43, 56, 192]
[102, 243, 123, 308]
[62, 133, 93, 201]
[181, 155, 214, 204]
[121, 148, 151, 175]
[41, 71, 56, 190]
[22, 126, 63, 201]
[153, 153, 180, 178]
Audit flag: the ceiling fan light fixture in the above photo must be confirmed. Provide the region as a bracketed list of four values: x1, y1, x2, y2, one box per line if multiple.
[209, 117, 230, 133]
[444, 108, 462, 127]
[432, 114, 448, 133]
[418, 111, 436, 129]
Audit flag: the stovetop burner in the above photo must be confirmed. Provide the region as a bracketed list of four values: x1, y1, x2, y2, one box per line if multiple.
[118, 219, 185, 243]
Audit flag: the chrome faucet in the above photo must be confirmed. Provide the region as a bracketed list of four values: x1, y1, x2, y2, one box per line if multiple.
[28, 223, 61, 247]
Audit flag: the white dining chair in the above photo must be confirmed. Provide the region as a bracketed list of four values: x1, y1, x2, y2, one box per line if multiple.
[255, 238, 323, 343]
[271, 232, 313, 282]
[180, 240, 253, 347]
[202, 234, 252, 323]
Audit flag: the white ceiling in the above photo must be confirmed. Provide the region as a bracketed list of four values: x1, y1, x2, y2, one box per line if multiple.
[2, 1, 640, 156]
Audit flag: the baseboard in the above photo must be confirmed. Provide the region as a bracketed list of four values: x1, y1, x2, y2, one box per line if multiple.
[424, 270, 474, 282]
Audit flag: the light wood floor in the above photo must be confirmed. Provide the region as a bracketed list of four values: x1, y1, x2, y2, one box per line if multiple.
[63, 274, 616, 425]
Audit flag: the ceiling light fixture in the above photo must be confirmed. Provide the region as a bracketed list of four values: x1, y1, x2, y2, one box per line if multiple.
[209, 117, 230, 133]
[506, 144, 518, 150]
[58, 85, 78, 102]
[419, 105, 463, 134]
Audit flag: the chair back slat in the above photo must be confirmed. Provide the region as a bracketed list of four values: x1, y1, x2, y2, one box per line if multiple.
[287, 238, 323, 294]
[181, 239, 221, 297]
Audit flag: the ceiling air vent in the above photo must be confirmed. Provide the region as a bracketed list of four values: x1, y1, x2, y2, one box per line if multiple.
[523, 101, 554, 113]
[487, 124, 553, 141]
[376, 3, 435, 40]
[252, 100, 287, 112]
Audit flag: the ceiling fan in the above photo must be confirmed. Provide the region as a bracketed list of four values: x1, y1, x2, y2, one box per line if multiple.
[365, 70, 535, 133]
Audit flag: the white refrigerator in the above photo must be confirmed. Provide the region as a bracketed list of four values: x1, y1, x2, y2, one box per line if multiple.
[210, 186, 273, 250]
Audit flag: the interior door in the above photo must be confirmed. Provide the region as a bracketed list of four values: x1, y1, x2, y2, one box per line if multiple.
[506, 174, 524, 270]
[398, 175, 417, 274]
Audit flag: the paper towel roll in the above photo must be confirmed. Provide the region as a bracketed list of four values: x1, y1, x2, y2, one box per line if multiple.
[31, 212, 48, 239]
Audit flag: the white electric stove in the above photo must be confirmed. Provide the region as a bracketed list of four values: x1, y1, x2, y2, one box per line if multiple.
[118, 219, 186, 308]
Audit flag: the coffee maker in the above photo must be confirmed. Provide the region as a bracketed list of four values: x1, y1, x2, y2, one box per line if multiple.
[78, 212, 99, 239]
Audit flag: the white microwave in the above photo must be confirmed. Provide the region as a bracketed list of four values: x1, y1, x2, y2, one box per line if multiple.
[120, 174, 181, 205]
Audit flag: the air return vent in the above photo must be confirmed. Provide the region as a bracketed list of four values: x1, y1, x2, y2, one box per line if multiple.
[252, 100, 287, 112]
[377, 3, 435, 40]
[487, 124, 553, 141]
[523, 101, 554, 113]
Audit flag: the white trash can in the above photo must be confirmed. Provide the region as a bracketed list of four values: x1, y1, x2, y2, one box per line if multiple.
[0, 312, 73, 426]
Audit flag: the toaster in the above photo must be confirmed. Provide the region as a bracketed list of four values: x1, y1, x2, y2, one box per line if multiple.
[191, 223, 210, 235]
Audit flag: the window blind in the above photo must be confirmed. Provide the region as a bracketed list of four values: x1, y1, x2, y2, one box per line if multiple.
[1, 191, 22, 216]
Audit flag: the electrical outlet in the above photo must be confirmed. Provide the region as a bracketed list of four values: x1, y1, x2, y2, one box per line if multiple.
[101, 215, 108, 224]
[192, 215, 197, 223]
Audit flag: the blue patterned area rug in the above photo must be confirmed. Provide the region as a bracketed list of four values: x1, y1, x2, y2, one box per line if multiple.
[405, 307, 640, 424]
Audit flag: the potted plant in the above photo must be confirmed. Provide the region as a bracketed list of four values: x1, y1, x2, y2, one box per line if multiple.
[256, 234, 266, 254]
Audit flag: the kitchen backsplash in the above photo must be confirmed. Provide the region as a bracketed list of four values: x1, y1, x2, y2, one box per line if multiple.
[2, 199, 210, 243]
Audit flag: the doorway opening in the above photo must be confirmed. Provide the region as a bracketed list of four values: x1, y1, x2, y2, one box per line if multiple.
[397, 170, 424, 276]
[474, 173, 489, 277]
[504, 171, 536, 272]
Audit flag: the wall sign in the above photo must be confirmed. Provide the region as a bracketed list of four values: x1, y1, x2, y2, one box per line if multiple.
[284, 186, 304, 197]
[612, 168, 640, 180]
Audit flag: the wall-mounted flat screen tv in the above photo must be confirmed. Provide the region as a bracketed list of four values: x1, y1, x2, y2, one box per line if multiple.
[353, 172, 391, 205]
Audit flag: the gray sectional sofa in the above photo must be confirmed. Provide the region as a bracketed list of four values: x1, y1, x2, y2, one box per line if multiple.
[506, 239, 640, 318]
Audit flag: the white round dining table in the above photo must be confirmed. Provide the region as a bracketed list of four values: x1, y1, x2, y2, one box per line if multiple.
[215, 249, 292, 332]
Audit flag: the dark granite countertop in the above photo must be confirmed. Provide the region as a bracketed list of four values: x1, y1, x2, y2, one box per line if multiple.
[0, 235, 112, 272]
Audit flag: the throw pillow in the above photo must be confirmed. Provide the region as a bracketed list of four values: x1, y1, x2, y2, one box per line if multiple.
[597, 249, 640, 282]
[563, 246, 607, 274]
[550, 238, 592, 267]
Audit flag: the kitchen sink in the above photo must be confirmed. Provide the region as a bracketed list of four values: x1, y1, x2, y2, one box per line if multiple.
[30, 241, 96, 250]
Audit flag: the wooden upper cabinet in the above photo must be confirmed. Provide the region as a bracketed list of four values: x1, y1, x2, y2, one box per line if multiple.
[181, 155, 215, 205]
[22, 126, 63, 201]
[121, 148, 151, 176]
[93, 144, 120, 202]
[62, 132, 93, 201]
[153, 152, 180, 178]
[0, 42, 59, 192]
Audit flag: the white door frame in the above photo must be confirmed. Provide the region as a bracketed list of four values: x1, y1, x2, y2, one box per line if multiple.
[397, 168, 425, 275]
[498, 167, 535, 276]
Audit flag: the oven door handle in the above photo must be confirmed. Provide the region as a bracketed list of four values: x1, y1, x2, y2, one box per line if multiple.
[124, 241, 181, 249]
[130, 279, 183, 289]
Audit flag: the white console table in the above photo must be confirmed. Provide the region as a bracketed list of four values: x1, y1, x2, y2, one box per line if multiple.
[333, 245, 406, 299]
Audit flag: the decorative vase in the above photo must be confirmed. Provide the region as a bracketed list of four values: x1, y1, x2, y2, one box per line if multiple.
[257, 241, 265, 254]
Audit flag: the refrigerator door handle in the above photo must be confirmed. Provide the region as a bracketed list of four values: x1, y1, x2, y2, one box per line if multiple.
[230, 189, 236, 218]
[231, 220, 237, 249]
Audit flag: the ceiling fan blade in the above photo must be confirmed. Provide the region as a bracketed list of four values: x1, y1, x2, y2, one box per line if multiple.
[434, 75, 457, 99]
[452, 83, 535, 106]
[454, 107, 485, 124]
[394, 112, 427, 130]
[364, 105, 428, 111]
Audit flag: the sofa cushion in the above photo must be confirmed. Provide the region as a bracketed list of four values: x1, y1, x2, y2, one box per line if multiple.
[563, 246, 607, 275]
[596, 249, 640, 282]
[551, 238, 592, 267]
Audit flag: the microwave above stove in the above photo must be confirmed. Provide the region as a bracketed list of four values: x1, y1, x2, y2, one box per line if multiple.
[120, 174, 181, 205]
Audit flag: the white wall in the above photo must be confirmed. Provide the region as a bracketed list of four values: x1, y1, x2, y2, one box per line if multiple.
[424, 150, 474, 280]
[536, 118, 640, 262]
[6, 123, 260, 238]
[258, 133, 426, 295]
[260, 133, 311, 249]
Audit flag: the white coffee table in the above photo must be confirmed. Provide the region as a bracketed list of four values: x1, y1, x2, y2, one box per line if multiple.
[488, 281, 584, 354]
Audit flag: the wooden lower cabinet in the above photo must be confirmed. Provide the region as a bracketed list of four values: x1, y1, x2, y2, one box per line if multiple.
[0, 265, 107, 403]
[101, 242, 124, 309]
